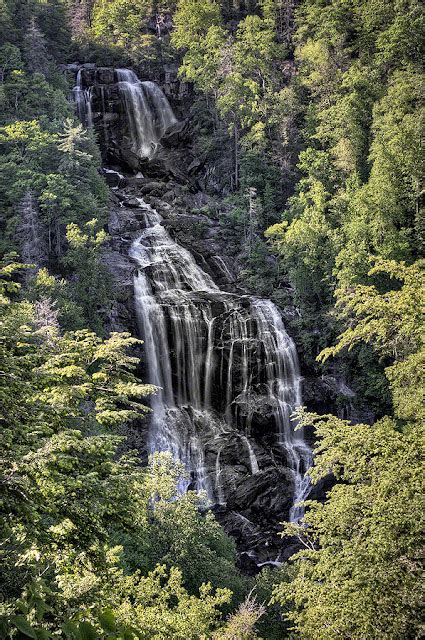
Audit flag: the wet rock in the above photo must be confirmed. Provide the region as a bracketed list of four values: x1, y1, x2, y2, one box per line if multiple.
[321, 374, 356, 398]
[187, 157, 204, 174]
[96, 67, 115, 84]
[81, 67, 96, 85]
[122, 196, 142, 208]
[103, 249, 134, 294]
[137, 181, 167, 196]
[228, 469, 293, 515]
[101, 168, 126, 188]
[161, 119, 191, 147]
[238, 551, 260, 575]
[60, 62, 79, 73]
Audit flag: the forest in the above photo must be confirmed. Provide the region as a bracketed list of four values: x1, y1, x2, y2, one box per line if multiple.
[0, 0, 423, 638]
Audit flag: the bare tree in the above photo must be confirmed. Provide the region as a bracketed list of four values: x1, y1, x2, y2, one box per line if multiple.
[15, 190, 48, 270]
[34, 297, 60, 345]
[213, 592, 265, 639]
[22, 17, 52, 76]
[247, 187, 259, 255]
[274, 0, 296, 45]
[68, 0, 96, 40]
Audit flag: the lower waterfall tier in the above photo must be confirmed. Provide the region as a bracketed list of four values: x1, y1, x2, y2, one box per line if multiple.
[128, 196, 312, 549]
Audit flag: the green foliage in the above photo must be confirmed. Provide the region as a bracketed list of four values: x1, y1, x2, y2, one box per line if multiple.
[319, 259, 425, 423]
[272, 257, 423, 638]
[0, 264, 146, 609]
[0, 80, 109, 331]
[212, 595, 264, 639]
[262, 0, 423, 414]
[254, 567, 292, 639]
[61, 219, 112, 333]
[262, 10, 425, 623]
[0, 116, 107, 244]
[0, 118, 110, 330]
[173, 0, 285, 127]
[0, 265, 246, 637]
[319, 259, 424, 362]
[0, 42, 23, 76]
[29, 268, 87, 331]
[265, 178, 338, 307]
[0, 8, 108, 335]
[113, 565, 232, 639]
[172, 0, 226, 93]
[173, 0, 293, 200]
[90, 0, 170, 65]
[274, 412, 423, 639]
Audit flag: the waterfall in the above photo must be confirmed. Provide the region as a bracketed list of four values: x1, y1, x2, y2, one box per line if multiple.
[69, 65, 313, 530]
[240, 435, 260, 474]
[215, 448, 226, 505]
[116, 69, 178, 159]
[129, 197, 312, 520]
[72, 70, 93, 128]
[250, 300, 313, 522]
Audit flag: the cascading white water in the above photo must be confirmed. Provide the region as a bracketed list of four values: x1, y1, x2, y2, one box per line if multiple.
[240, 435, 260, 475]
[116, 69, 178, 159]
[251, 300, 313, 521]
[70, 65, 312, 525]
[73, 70, 93, 128]
[129, 200, 218, 498]
[129, 197, 312, 519]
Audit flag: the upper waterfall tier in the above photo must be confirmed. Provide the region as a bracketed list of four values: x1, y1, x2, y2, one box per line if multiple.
[129, 197, 312, 521]
[116, 69, 178, 159]
[72, 69, 93, 129]
[70, 66, 180, 163]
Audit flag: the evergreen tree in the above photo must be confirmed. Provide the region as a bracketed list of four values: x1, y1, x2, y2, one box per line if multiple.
[272, 259, 424, 638]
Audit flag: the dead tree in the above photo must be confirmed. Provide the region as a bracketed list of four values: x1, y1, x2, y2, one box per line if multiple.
[15, 190, 48, 271]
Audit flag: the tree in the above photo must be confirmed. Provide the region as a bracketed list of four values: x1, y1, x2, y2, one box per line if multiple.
[135, 454, 246, 598]
[265, 174, 337, 310]
[272, 259, 424, 639]
[172, 0, 226, 93]
[0, 42, 22, 81]
[14, 190, 48, 269]
[213, 595, 264, 639]
[61, 219, 112, 334]
[39, 173, 74, 257]
[319, 258, 424, 422]
[68, 0, 96, 42]
[91, 0, 158, 63]
[274, 411, 423, 639]
[0, 69, 70, 121]
[263, 0, 423, 407]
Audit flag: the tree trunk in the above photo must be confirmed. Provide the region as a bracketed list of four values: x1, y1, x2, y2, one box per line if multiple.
[234, 120, 239, 190]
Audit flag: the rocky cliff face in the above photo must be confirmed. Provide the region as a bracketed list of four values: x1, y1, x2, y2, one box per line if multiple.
[65, 63, 193, 173]
[67, 64, 353, 570]
[102, 181, 302, 570]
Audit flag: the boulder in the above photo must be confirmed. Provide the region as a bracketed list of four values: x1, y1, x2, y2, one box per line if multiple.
[101, 168, 126, 188]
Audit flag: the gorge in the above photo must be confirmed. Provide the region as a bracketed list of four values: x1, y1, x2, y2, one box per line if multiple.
[71, 65, 313, 566]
